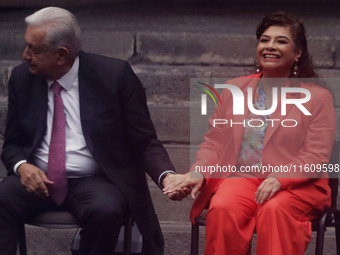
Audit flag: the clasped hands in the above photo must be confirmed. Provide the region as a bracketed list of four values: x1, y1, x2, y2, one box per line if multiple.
[162, 172, 205, 201]
[162, 172, 282, 204]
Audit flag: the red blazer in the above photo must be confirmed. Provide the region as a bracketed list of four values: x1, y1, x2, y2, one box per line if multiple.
[190, 73, 336, 223]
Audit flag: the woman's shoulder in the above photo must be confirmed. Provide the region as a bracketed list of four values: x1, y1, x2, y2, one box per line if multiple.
[299, 80, 333, 99]
[224, 73, 261, 90]
[227, 73, 261, 82]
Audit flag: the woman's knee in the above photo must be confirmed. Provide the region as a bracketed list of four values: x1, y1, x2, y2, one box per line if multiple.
[208, 198, 251, 223]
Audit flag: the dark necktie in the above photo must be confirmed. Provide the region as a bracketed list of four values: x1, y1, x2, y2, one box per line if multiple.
[47, 81, 68, 205]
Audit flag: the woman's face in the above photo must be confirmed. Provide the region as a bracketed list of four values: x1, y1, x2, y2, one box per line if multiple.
[256, 25, 302, 78]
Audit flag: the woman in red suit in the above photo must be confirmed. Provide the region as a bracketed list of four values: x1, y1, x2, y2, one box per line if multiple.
[164, 11, 336, 255]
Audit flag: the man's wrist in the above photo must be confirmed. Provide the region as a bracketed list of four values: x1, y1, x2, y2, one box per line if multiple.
[159, 170, 176, 189]
[14, 160, 27, 175]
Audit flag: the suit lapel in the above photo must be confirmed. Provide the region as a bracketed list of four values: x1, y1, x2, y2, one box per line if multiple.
[78, 53, 98, 155]
[30, 76, 48, 151]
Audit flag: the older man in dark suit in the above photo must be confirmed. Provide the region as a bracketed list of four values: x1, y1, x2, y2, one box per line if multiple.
[0, 7, 181, 255]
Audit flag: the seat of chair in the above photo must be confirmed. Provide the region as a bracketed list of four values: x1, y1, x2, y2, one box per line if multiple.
[26, 211, 79, 229]
[195, 209, 334, 232]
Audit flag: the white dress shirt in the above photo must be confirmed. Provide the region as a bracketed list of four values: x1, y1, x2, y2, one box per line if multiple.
[15, 57, 100, 177]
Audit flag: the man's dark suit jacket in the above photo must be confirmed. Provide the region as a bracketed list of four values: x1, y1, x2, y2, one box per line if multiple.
[1, 51, 175, 255]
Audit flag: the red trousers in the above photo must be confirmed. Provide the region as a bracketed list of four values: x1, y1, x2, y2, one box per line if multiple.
[205, 178, 327, 255]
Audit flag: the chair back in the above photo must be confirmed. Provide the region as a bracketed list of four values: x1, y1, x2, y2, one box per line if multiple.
[329, 139, 339, 210]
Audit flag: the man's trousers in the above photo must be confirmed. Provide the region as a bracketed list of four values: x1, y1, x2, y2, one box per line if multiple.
[0, 174, 127, 255]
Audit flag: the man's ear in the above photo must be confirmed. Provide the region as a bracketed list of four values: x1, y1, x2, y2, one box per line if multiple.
[57, 47, 70, 65]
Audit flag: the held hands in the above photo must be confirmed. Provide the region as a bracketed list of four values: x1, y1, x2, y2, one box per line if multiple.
[255, 177, 281, 204]
[162, 174, 191, 201]
[163, 174, 280, 203]
[163, 172, 205, 200]
[17, 163, 54, 198]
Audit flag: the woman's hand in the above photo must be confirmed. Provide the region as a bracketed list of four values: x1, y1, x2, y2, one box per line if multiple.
[163, 172, 205, 200]
[162, 174, 191, 201]
[255, 177, 281, 204]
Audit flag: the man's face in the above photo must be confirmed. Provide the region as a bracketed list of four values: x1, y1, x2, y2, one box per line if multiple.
[23, 25, 60, 79]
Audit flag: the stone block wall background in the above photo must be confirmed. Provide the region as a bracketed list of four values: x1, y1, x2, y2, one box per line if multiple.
[0, 2, 339, 254]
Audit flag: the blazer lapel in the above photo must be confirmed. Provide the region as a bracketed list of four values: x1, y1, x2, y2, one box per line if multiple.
[78, 53, 98, 155]
[232, 110, 247, 154]
[263, 86, 300, 148]
[232, 77, 258, 154]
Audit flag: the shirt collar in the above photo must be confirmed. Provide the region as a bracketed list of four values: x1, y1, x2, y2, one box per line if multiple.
[47, 56, 79, 91]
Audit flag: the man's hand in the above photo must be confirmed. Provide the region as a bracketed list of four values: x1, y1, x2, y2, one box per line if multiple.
[163, 172, 205, 200]
[17, 163, 54, 198]
[255, 177, 281, 204]
[162, 174, 191, 201]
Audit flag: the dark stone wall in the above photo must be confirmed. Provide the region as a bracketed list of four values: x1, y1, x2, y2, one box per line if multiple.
[0, 0, 340, 8]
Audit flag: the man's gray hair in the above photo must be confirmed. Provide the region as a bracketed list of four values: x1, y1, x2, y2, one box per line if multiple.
[25, 7, 81, 58]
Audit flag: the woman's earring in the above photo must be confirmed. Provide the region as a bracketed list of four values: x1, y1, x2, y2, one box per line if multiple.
[256, 64, 262, 73]
[293, 62, 298, 76]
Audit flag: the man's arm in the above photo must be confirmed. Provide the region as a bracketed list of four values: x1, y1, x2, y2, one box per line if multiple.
[118, 62, 176, 185]
[1, 68, 28, 173]
[1, 67, 52, 197]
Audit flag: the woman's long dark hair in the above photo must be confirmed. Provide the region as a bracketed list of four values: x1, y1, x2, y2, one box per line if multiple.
[255, 11, 318, 79]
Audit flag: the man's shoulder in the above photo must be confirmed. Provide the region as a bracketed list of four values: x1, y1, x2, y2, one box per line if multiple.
[78, 51, 134, 78]
[12, 62, 30, 76]
[10, 62, 34, 87]
[79, 51, 129, 67]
